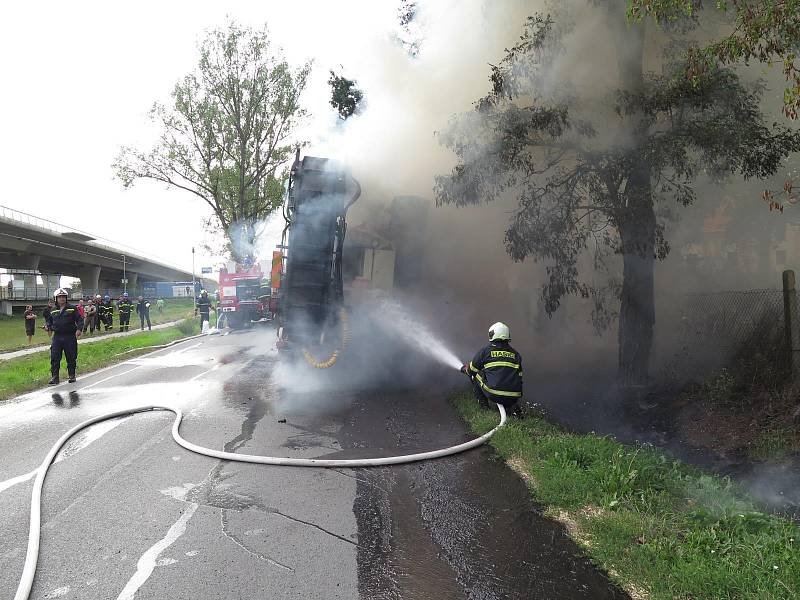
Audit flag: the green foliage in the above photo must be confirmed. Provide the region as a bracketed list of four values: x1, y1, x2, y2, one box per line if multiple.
[454, 392, 800, 599]
[436, 10, 800, 383]
[628, 0, 800, 119]
[115, 22, 310, 262]
[436, 12, 800, 318]
[327, 71, 364, 120]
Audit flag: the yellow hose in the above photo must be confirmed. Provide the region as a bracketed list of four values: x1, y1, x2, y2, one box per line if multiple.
[301, 308, 351, 369]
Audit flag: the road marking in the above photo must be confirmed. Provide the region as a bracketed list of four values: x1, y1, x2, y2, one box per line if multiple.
[116, 503, 198, 600]
[0, 469, 37, 494]
[77, 366, 142, 392]
[44, 585, 70, 598]
[0, 418, 129, 496]
[189, 364, 218, 382]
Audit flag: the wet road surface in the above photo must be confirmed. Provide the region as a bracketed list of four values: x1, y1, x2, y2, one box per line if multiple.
[0, 329, 627, 599]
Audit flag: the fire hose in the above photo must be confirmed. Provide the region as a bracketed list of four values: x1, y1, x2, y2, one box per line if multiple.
[13, 402, 506, 600]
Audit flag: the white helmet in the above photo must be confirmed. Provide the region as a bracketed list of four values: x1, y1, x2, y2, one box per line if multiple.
[53, 288, 68, 298]
[488, 322, 510, 341]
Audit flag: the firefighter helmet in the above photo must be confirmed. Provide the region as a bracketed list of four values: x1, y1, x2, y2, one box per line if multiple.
[53, 288, 68, 298]
[122, 292, 129, 298]
[488, 322, 510, 341]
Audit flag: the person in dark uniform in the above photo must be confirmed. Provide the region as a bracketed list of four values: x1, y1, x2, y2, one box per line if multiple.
[118, 292, 134, 332]
[100, 295, 113, 331]
[195, 289, 212, 328]
[24, 305, 36, 344]
[46, 288, 83, 384]
[136, 296, 152, 331]
[461, 321, 524, 418]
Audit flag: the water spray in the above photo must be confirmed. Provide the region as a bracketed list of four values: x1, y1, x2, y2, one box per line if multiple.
[370, 300, 465, 371]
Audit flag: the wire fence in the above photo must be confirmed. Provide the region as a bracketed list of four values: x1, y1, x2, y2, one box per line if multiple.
[655, 289, 790, 382]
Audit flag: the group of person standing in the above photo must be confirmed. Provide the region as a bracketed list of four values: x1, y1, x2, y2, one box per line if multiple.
[24, 289, 162, 384]
[23, 292, 157, 344]
[76, 292, 153, 333]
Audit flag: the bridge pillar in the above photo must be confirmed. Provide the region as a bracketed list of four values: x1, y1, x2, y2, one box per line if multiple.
[78, 265, 101, 298]
[22, 254, 40, 270]
[127, 273, 139, 294]
[12, 255, 41, 294]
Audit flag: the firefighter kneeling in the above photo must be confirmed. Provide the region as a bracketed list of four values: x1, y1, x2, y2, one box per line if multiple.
[461, 322, 524, 419]
[47, 288, 83, 384]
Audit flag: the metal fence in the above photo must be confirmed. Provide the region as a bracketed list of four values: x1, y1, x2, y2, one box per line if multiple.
[0, 281, 157, 304]
[655, 288, 790, 382]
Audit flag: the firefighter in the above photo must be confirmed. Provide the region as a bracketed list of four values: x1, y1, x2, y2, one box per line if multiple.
[98, 294, 112, 331]
[136, 295, 152, 331]
[118, 292, 134, 332]
[195, 289, 212, 327]
[461, 322, 524, 418]
[47, 288, 83, 384]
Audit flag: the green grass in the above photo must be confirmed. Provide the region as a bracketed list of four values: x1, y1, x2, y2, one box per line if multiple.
[0, 298, 195, 353]
[0, 318, 201, 402]
[454, 393, 800, 600]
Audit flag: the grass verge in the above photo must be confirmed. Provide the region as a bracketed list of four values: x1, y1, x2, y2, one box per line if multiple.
[0, 298, 196, 353]
[454, 392, 799, 600]
[0, 318, 201, 402]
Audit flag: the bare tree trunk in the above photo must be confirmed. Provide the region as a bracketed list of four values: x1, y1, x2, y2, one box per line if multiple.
[618, 201, 656, 386]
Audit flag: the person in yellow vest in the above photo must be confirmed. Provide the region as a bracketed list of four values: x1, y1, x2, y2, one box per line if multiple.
[117, 292, 134, 332]
[461, 322, 524, 418]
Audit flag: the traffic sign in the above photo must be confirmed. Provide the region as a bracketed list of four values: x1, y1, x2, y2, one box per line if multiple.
[201, 267, 212, 274]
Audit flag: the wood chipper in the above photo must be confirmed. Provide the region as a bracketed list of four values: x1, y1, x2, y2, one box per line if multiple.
[274, 151, 361, 368]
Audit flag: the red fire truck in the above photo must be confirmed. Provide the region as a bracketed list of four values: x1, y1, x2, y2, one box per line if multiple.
[217, 263, 270, 328]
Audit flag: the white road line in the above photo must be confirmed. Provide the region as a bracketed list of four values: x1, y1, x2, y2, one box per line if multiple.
[115, 503, 198, 600]
[189, 364, 219, 382]
[0, 470, 37, 495]
[78, 367, 142, 392]
[0, 418, 129, 496]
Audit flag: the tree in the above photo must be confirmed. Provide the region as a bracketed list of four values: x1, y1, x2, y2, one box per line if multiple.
[115, 23, 310, 263]
[628, 1, 800, 119]
[435, 9, 800, 386]
[328, 70, 364, 120]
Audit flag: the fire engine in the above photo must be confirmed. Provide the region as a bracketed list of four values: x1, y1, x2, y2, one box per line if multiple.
[217, 262, 269, 329]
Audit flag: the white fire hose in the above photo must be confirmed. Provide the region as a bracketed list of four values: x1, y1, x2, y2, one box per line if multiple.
[14, 402, 506, 600]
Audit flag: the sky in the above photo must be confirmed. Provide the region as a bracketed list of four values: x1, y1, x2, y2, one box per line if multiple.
[0, 1, 403, 278]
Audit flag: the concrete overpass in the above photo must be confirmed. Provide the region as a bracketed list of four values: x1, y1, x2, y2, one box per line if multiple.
[0, 204, 195, 310]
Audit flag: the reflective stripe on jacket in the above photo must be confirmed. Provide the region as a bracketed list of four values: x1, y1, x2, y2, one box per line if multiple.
[468, 341, 523, 398]
[47, 303, 83, 335]
[118, 300, 134, 315]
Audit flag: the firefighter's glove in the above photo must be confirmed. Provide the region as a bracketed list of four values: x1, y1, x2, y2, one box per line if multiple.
[460, 364, 469, 375]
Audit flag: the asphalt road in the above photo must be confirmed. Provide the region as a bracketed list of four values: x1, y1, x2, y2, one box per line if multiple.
[0, 329, 628, 599]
